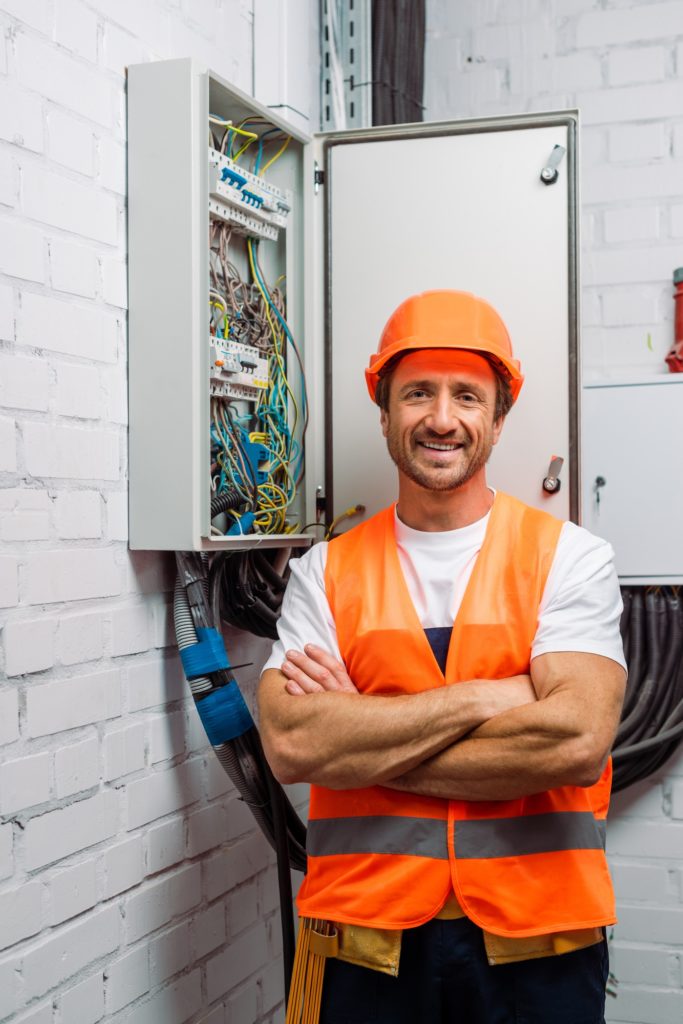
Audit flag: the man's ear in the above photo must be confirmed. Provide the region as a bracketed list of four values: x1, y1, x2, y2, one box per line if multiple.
[492, 415, 505, 446]
[380, 407, 389, 438]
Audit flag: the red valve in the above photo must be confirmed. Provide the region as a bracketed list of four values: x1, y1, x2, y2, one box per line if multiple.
[665, 267, 683, 373]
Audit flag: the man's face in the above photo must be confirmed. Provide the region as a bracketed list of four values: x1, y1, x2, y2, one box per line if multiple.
[380, 349, 504, 492]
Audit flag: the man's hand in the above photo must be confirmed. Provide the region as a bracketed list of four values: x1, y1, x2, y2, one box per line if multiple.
[281, 644, 359, 695]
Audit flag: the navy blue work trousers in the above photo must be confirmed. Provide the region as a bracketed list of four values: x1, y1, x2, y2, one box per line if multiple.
[320, 916, 608, 1024]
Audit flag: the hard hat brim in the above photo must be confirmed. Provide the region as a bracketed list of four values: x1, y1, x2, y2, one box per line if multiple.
[365, 338, 524, 404]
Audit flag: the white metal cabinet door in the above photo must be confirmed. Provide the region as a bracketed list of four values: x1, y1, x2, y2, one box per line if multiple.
[582, 380, 683, 581]
[323, 116, 577, 526]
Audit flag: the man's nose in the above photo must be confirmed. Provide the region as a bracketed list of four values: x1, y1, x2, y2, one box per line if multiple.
[424, 395, 457, 434]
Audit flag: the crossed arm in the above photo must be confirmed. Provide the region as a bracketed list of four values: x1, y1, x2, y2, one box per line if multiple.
[257, 645, 626, 801]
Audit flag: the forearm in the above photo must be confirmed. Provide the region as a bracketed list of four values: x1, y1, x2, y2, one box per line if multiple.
[258, 669, 535, 789]
[387, 692, 610, 800]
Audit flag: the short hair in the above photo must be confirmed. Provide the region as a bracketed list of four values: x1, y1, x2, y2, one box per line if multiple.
[374, 350, 514, 422]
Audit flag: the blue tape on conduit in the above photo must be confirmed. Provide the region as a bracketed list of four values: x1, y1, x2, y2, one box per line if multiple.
[196, 682, 254, 744]
[180, 628, 230, 679]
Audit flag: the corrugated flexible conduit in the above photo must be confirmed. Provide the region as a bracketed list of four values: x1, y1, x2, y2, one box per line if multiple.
[173, 522, 307, 997]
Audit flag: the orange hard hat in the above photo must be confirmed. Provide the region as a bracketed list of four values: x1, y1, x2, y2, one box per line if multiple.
[365, 290, 524, 404]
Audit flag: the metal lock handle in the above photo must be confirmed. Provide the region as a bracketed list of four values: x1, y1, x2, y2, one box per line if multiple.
[542, 455, 564, 494]
[540, 145, 566, 186]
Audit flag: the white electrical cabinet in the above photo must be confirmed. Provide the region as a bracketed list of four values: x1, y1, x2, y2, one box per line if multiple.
[582, 376, 683, 583]
[128, 59, 312, 551]
[128, 58, 579, 550]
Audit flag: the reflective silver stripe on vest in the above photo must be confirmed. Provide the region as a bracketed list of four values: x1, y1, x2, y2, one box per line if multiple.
[307, 816, 449, 859]
[453, 812, 607, 859]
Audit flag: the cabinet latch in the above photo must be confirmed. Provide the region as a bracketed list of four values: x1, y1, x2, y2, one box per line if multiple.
[542, 455, 564, 493]
[540, 145, 566, 186]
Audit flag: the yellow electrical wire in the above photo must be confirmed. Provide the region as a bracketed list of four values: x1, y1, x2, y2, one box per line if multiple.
[261, 135, 291, 173]
[325, 505, 366, 540]
[208, 116, 259, 143]
[210, 299, 228, 335]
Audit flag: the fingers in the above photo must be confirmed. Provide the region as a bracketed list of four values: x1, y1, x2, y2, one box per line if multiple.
[284, 680, 306, 696]
[302, 643, 359, 692]
[281, 644, 358, 694]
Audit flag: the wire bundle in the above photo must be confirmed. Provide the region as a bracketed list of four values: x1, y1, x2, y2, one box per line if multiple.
[209, 548, 287, 639]
[174, 548, 307, 993]
[612, 587, 683, 791]
[371, 0, 426, 126]
[210, 114, 291, 174]
[207, 129, 307, 537]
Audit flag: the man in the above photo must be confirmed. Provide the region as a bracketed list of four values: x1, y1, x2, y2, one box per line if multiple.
[258, 290, 626, 1024]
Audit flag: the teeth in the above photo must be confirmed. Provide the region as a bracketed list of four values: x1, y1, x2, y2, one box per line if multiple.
[421, 442, 458, 451]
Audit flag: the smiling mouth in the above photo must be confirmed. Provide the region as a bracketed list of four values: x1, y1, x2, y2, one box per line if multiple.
[417, 440, 463, 451]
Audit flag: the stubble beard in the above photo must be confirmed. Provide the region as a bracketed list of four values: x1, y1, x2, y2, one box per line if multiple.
[385, 424, 495, 492]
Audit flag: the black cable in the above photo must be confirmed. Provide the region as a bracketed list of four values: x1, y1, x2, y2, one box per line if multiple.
[210, 550, 287, 639]
[264, 760, 296, 998]
[620, 590, 644, 719]
[210, 488, 244, 518]
[612, 585, 683, 792]
[371, 0, 425, 126]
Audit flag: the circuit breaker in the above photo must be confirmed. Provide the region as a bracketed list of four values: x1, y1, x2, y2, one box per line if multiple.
[128, 59, 579, 550]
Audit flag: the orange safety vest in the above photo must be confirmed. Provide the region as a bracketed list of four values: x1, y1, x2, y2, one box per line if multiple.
[296, 492, 616, 938]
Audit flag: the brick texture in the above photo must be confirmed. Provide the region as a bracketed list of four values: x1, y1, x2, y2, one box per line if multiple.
[0, 1, 308, 1022]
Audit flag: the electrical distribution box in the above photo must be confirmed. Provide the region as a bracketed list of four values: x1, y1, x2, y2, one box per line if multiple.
[128, 59, 579, 550]
[582, 376, 683, 583]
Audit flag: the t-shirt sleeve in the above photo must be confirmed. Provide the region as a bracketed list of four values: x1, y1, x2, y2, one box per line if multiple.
[532, 521, 627, 670]
[261, 541, 342, 673]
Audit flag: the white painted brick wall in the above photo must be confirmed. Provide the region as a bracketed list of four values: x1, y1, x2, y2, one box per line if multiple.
[0, 488, 50, 542]
[49, 859, 99, 925]
[0, 1, 315, 1021]
[3, 616, 55, 676]
[57, 609, 105, 665]
[59, 971, 105, 1024]
[425, 4, 683, 1021]
[102, 721, 146, 781]
[105, 945, 150, 1014]
[0, 823, 14, 881]
[18, 292, 119, 362]
[146, 817, 186, 876]
[102, 836, 144, 900]
[49, 237, 99, 298]
[0, 751, 51, 814]
[46, 110, 96, 177]
[26, 668, 122, 736]
[54, 735, 100, 797]
[21, 904, 120, 1000]
[25, 789, 119, 871]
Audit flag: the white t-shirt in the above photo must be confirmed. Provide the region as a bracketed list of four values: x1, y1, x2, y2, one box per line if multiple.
[264, 505, 626, 674]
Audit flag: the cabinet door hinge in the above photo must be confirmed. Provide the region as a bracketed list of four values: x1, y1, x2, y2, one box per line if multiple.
[314, 165, 325, 191]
